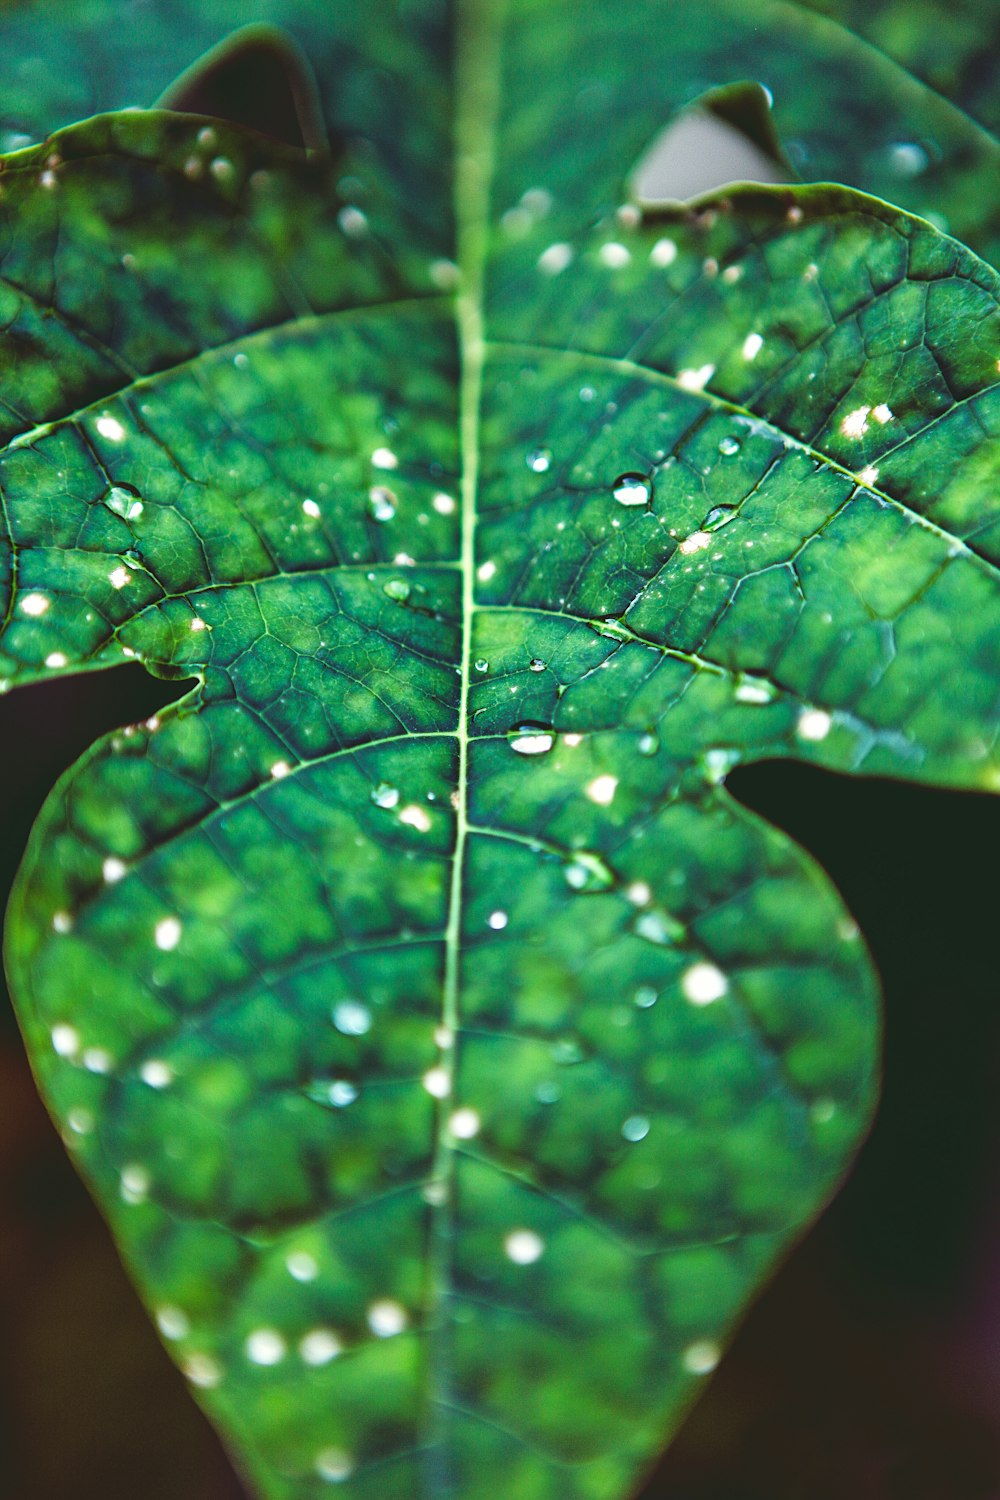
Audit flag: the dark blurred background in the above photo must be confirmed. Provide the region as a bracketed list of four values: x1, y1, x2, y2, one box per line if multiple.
[1, 668, 999, 1499]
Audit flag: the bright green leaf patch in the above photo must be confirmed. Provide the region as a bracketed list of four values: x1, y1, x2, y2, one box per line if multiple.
[2, 5, 1000, 1500]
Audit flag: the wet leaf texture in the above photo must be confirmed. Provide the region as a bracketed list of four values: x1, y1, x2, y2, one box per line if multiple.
[1, 3, 999, 1499]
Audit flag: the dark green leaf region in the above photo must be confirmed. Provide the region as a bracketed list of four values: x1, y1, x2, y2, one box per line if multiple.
[1, 4, 999, 1500]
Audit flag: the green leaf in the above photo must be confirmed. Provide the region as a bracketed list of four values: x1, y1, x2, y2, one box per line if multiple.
[2, 8, 1000, 1500]
[0, 0, 998, 264]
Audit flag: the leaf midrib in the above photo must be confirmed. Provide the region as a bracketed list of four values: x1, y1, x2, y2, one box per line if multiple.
[422, 0, 507, 1486]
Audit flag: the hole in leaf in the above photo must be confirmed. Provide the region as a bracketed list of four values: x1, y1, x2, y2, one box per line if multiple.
[631, 80, 793, 205]
[155, 23, 327, 152]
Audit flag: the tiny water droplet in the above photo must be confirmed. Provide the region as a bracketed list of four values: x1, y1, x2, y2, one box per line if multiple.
[368, 486, 397, 522]
[551, 1038, 585, 1065]
[383, 578, 410, 601]
[526, 447, 552, 474]
[589, 617, 631, 643]
[703, 504, 738, 532]
[528, 658, 546, 673]
[371, 782, 400, 809]
[612, 473, 652, 507]
[638, 732, 659, 756]
[633, 909, 685, 946]
[535, 1081, 561, 1104]
[734, 676, 777, 705]
[332, 1000, 371, 1036]
[563, 851, 615, 894]
[622, 1114, 651, 1142]
[474, 658, 490, 673]
[328, 1080, 358, 1107]
[104, 483, 144, 521]
[717, 435, 741, 457]
[509, 722, 554, 755]
[634, 985, 658, 1008]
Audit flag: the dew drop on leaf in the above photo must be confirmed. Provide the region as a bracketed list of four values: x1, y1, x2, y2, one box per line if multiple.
[633, 909, 685, 946]
[103, 483, 144, 520]
[474, 658, 489, 673]
[528, 657, 546, 672]
[368, 486, 397, 521]
[370, 782, 400, 809]
[612, 472, 652, 507]
[703, 504, 739, 532]
[638, 732, 660, 756]
[332, 1000, 372, 1036]
[383, 578, 410, 601]
[508, 722, 555, 755]
[562, 851, 615, 893]
[525, 446, 552, 473]
[717, 435, 741, 456]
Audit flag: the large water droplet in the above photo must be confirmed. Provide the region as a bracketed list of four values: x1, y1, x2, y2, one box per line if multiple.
[371, 782, 400, 809]
[526, 447, 552, 474]
[368, 486, 397, 522]
[703, 504, 738, 532]
[474, 658, 489, 674]
[612, 472, 652, 507]
[622, 1114, 651, 1142]
[563, 851, 615, 894]
[509, 722, 555, 755]
[634, 985, 658, 1008]
[383, 578, 410, 601]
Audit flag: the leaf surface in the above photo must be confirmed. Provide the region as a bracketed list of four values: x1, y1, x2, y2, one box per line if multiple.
[2, 7, 1000, 1500]
[0, 0, 997, 263]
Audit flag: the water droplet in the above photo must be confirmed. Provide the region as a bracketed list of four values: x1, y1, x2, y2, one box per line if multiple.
[504, 1228, 545, 1264]
[328, 1080, 359, 1107]
[371, 782, 400, 809]
[681, 962, 728, 1005]
[717, 435, 741, 457]
[612, 473, 652, 507]
[383, 579, 410, 602]
[703, 504, 739, 533]
[104, 483, 144, 520]
[563, 851, 615, 893]
[590, 617, 632, 643]
[634, 985, 658, 1008]
[535, 1081, 561, 1104]
[509, 723, 554, 755]
[734, 677, 777, 705]
[474, 658, 489, 673]
[888, 141, 928, 177]
[528, 658, 546, 673]
[367, 1299, 408, 1337]
[368, 486, 397, 521]
[551, 1038, 585, 1065]
[315, 1448, 354, 1483]
[332, 1001, 371, 1036]
[526, 447, 552, 474]
[638, 732, 659, 757]
[622, 1114, 651, 1142]
[633, 909, 685, 946]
